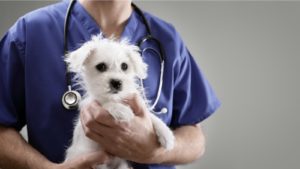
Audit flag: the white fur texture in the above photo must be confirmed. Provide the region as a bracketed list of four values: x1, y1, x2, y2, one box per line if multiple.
[64, 35, 175, 169]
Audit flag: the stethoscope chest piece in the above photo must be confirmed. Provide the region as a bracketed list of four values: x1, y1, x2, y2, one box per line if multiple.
[62, 86, 81, 110]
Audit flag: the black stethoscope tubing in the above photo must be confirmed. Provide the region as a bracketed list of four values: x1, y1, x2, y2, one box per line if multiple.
[63, 0, 167, 114]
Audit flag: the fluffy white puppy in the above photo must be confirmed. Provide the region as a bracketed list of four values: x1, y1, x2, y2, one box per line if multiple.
[64, 35, 174, 169]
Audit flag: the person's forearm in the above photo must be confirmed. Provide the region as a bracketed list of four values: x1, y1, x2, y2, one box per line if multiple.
[153, 124, 206, 165]
[0, 125, 55, 169]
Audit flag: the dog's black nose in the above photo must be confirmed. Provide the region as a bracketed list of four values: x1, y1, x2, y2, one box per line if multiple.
[110, 79, 122, 91]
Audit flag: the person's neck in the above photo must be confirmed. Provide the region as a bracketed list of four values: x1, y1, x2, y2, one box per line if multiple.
[78, 0, 132, 38]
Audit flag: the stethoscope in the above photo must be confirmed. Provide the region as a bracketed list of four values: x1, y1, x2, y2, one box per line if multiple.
[62, 0, 168, 114]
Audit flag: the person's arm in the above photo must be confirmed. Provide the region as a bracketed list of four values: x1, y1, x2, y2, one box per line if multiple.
[154, 124, 205, 164]
[80, 96, 206, 165]
[0, 125, 110, 169]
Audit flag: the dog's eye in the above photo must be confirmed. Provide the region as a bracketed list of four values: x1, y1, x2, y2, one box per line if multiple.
[95, 63, 107, 72]
[121, 63, 128, 71]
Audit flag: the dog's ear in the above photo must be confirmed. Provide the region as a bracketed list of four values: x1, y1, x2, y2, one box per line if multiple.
[127, 46, 148, 79]
[65, 42, 96, 72]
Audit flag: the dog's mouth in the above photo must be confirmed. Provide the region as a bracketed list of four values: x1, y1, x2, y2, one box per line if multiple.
[108, 89, 121, 94]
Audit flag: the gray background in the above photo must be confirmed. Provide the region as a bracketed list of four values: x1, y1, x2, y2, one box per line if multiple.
[1, 1, 300, 169]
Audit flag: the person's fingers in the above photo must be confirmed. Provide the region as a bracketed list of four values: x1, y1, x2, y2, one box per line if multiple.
[84, 127, 127, 155]
[80, 105, 93, 133]
[89, 101, 122, 127]
[84, 126, 105, 144]
[82, 100, 118, 127]
[88, 121, 118, 140]
[85, 131, 117, 154]
[93, 109, 119, 127]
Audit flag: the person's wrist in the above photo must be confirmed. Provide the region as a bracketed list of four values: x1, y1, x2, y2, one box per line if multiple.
[145, 124, 170, 164]
[43, 162, 61, 169]
[148, 146, 168, 164]
[28, 158, 57, 169]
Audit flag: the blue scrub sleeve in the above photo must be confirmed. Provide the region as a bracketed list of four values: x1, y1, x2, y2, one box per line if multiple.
[171, 43, 221, 127]
[0, 20, 26, 131]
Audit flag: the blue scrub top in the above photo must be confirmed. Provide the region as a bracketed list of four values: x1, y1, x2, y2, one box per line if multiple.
[0, 0, 220, 168]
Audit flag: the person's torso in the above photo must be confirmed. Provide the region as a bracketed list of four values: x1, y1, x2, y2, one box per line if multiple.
[14, 1, 182, 168]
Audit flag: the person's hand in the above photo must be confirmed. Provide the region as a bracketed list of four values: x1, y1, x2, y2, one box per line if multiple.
[53, 151, 110, 169]
[80, 95, 164, 164]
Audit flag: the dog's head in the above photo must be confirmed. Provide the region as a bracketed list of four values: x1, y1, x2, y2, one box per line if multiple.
[65, 35, 148, 102]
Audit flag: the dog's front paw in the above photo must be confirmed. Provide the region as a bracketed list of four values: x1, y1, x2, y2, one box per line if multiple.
[150, 114, 175, 150]
[156, 127, 175, 150]
[103, 103, 134, 122]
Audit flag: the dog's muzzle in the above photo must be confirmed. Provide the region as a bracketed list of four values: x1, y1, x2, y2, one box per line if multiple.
[109, 79, 122, 93]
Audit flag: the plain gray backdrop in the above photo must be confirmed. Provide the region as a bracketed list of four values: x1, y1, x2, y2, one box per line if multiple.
[0, 1, 299, 169]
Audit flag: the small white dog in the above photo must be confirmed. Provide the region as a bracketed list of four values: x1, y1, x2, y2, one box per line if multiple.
[64, 35, 174, 169]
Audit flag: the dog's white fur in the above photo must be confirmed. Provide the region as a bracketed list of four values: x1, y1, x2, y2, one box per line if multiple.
[64, 35, 175, 169]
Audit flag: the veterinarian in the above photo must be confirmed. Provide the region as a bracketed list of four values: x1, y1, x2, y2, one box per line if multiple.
[0, 0, 220, 169]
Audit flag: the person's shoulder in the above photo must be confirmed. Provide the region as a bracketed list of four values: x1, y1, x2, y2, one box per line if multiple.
[7, 1, 67, 42]
[141, 11, 186, 58]
[22, 1, 68, 26]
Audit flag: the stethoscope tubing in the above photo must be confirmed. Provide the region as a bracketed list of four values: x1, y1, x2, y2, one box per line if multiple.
[63, 0, 167, 114]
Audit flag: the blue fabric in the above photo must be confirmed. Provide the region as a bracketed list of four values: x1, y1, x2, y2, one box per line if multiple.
[0, 0, 220, 168]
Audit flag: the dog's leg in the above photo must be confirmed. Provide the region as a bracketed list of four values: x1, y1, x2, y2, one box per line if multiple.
[150, 113, 175, 150]
[102, 103, 134, 122]
[115, 160, 130, 169]
[65, 119, 102, 161]
[106, 157, 129, 169]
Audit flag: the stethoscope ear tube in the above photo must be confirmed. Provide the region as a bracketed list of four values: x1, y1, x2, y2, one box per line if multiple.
[140, 48, 167, 114]
[138, 36, 165, 62]
[151, 61, 168, 114]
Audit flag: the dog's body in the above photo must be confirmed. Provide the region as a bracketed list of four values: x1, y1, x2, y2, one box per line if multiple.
[64, 36, 174, 169]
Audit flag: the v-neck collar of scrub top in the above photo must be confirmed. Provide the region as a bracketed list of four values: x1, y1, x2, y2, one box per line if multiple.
[71, 0, 139, 43]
